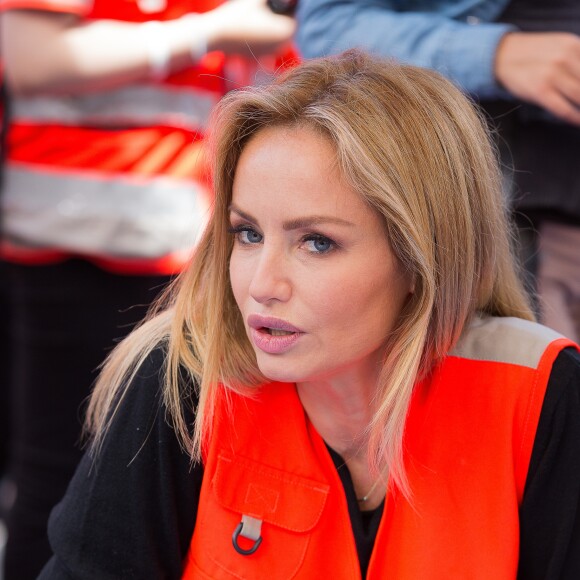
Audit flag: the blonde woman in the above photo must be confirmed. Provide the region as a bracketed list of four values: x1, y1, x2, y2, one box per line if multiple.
[39, 51, 580, 579]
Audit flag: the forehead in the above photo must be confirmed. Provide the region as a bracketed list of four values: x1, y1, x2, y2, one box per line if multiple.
[231, 125, 377, 224]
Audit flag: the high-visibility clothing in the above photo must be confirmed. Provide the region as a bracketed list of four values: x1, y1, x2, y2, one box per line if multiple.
[0, 0, 297, 274]
[183, 316, 576, 579]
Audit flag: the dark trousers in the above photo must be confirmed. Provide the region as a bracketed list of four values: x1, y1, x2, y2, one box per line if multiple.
[2, 259, 171, 580]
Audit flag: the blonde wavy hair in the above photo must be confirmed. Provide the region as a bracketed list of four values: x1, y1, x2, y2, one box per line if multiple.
[86, 49, 533, 496]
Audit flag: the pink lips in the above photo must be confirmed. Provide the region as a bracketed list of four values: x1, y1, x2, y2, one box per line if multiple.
[247, 314, 304, 354]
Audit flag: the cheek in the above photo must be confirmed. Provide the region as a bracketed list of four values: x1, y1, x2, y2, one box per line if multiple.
[307, 275, 384, 328]
[309, 267, 408, 340]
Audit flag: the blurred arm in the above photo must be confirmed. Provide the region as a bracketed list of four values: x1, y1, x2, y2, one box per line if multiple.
[1, 9, 195, 94]
[1, 1, 295, 96]
[296, 0, 514, 98]
[297, 0, 580, 126]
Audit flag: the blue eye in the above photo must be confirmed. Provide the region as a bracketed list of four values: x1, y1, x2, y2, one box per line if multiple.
[228, 225, 263, 245]
[304, 235, 335, 254]
[240, 229, 263, 244]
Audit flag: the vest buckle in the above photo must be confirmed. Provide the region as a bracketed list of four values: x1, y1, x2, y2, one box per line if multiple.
[232, 515, 263, 556]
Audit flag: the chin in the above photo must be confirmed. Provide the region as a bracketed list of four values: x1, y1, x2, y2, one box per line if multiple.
[255, 355, 306, 384]
[258, 366, 301, 384]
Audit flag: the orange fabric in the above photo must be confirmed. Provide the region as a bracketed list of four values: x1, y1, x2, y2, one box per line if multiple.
[88, 0, 223, 22]
[0, 240, 190, 274]
[0, 0, 222, 20]
[7, 125, 208, 180]
[184, 336, 574, 579]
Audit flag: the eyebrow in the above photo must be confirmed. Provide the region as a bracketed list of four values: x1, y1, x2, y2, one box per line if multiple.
[228, 205, 355, 230]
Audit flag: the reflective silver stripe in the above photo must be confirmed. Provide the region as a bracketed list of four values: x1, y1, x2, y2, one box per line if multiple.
[12, 84, 219, 129]
[451, 315, 563, 369]
[1, 165, 209, 258]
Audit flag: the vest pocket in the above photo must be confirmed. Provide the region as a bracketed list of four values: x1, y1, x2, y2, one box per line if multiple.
[188, 454, 330, 579]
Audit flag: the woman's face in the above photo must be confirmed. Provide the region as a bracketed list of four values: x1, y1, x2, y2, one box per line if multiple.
[229, 125, 413, 385]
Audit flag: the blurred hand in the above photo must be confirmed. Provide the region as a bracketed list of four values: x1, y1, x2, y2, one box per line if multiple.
[204, 0, 296, 57]
[495, 32, 580, 126]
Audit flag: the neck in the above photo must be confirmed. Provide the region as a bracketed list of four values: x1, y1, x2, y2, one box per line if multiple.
[295, 363, 389, 509]
[296, 367, 378, 460]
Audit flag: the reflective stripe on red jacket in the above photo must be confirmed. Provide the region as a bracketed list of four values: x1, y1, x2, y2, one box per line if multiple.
[184, 316, 576, 579]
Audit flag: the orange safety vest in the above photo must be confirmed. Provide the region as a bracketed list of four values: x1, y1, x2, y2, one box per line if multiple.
[0, 0, 297, 274]
[183, 316, 576, 579]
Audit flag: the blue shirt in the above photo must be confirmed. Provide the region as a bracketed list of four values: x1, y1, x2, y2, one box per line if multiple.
[296, 0, 515, 98]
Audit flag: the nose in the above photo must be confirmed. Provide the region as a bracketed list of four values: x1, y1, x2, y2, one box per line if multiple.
[249, 245, 292, 304]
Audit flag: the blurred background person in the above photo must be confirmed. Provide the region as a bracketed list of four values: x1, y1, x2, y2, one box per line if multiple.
[0, 1, 295, 578]
[297, 0, 580, 342]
